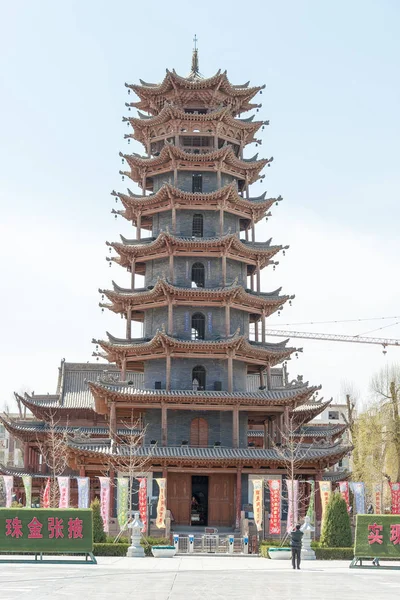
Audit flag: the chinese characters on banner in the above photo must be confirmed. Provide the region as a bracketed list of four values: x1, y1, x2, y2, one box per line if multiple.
[338, 481, 350, 512]
[117, 477, 129, 529]
[374, 483, 382, 514]
[57, 477, 70, 508]
[268, 480, 281, 534]
[286, 480, 299, 532]
[42, 478, 50, 508]
[98, 477, 110, 533]
[2, 476, 13, 508]
[138, 478, 147, 533]
[22, 476, 32, 508]
[350, 482, 365, 514]
[155, 478, 166, 529]
[4, 515, 84, 540]
[319, 481, 332, 523]
[390, 483, 400, 514]
[77, 477, 90, 509]
[252, 479, 263, 532]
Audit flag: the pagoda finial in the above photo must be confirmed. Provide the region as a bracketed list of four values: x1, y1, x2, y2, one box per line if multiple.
[188, 34, 202, 79]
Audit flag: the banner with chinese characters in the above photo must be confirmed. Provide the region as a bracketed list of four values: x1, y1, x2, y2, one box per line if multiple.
[252, 479, 263, 532]
[319, 481, 332, 521]
[22, 476, 32, 508]
[42, 478, 50, 508]
[306, 480, 315, 523]
[0, 509, 93, 553]
[2, 476, 13, 508]
[354, 515, 400, 558]
[57, 477, 70, 508]
[338, 481, 350, 512]
[373, 483, 382, 514]
[286, 480, 299, 532]
[350, 482, 365, 514]
[268, 480, 281, 534]
[77, 477, 90, 509]
[98, 477, 110, 533]
[138, 478, 147, 533]
[155, 478, 166, 529]
[390, 482, 400, 514]
[117, 478, 129, 529]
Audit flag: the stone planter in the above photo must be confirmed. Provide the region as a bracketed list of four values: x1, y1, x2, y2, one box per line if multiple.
[151, 545, 177, 558]
[268, 547, 291, 560]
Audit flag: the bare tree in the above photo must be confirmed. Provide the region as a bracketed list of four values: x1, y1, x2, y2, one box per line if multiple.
[36, 413, 69, 508]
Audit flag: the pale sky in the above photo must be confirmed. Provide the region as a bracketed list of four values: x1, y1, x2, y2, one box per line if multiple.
[1, 0, 400, 411]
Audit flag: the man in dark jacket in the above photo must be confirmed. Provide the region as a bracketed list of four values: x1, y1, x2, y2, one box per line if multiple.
[289, 524, 303, 570]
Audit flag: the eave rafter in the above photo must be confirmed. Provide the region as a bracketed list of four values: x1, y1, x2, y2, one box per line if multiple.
[111, 182, 282, 225]
[98, 278, 294, 318]
[125, 70, 264, 116]
[106, 232, 287, 270]
[119, 145, 271, 188]
[92, 330, 300, 370]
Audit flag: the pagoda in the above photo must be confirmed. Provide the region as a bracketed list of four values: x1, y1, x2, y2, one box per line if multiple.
[1, 46, 350, 531]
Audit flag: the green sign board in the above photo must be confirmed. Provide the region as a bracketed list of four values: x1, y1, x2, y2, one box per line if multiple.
[354, 515, 400, 558]
[0, 509, 93, 554]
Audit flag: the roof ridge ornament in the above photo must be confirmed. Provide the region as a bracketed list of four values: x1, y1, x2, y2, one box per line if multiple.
[188, 34, 202, 80]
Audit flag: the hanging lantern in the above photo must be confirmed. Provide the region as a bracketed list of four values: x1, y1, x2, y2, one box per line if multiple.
[122, 175, 125, 181]
[128, 139, 131, 144]
[109, 247, 112, 253]
[101, 308, 104, 313]
[273, 265, 276, 271]
[115, 214, 117, 219]
[101, 294, 104, 300]
[128, 89, 131, 94]
[295, 352, 299, 359]
[289, 300, 292, 306]
[122, 158, 125, 164]
[109, 262, 112, 267]
[278, 311, 281, 317]
[283, 250, 286, 256]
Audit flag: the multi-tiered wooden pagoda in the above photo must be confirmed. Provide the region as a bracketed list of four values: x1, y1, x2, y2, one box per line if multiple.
[2, 48, 350, 530]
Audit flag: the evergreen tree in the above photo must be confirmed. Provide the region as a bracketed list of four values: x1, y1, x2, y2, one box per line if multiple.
[320, 492, 352, 547]
[91, 498, 106, 543]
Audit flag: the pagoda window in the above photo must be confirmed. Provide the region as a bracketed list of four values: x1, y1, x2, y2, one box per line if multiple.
[191, 262, 205, 288]
[190, 417, 208, 447]
[192, 174, 203, 193]
[192, 366, 206, 391]
[192, 213, 204, 238]
[191, 313, 205, 340]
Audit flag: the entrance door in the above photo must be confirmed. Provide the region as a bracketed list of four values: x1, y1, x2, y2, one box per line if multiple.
[208, 474, 235, 527]
[167, 473, 191, 525]
[191, 476, 208, 525]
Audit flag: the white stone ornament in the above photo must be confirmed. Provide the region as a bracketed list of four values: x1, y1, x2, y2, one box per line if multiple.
[127, 512, 145, 557]
[300, 515, 316, 560]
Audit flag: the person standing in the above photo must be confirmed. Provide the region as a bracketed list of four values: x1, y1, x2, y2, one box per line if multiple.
[289, 524, 304, 570]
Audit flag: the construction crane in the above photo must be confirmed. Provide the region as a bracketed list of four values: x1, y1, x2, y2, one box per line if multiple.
[264, 329, 400, 351]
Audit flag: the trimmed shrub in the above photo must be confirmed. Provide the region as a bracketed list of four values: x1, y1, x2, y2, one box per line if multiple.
[94, 543, 129, 556]
[91, 498, 106, 543]
[320, 492, 352, 548]
[315, 547, 354, 560]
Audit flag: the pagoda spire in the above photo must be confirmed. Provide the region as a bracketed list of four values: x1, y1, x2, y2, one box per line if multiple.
[188, 34, 202, 79]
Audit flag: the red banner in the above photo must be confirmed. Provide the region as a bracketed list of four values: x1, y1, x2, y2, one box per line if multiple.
[138, 478, 147, 533]
[374, 484, 382, 514]
[268, 479, 281, 535]
[338, 481, 350, 511]
[390, 482, 400, 514]
[42, 478, 50, 509]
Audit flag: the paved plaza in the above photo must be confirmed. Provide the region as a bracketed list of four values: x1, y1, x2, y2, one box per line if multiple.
[0, 556, 399, 600]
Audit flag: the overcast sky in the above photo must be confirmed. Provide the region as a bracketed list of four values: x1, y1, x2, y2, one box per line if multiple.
[1, 0, 399, 411]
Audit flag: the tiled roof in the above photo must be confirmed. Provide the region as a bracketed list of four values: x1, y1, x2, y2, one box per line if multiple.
[0, 418, 139, 436]
[247, 424, 346, 438]
[322, 469, 350, 482]
[67, 441, 351, 462]
[0, 464, 49, 478]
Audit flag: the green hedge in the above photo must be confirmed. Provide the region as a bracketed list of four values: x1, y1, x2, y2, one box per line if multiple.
[94, 537, 171, 557]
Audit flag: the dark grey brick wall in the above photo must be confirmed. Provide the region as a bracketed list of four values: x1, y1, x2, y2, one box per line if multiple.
[144, 256, 245, 288]
[153, 209, 240, 237]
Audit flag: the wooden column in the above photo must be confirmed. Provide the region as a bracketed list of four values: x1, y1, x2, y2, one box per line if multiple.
[168, 299, 173, 334]
[236, 468, 242, 530]
[126, 307, 132, 339]
[263, 420, 268, 449]
[266, 363, 272, 390]
[120, 358, 127, 382]
[315, 472, 323, 532]
[271, 417, 276, 445]
[161, 403, 167, 447]
[256, 261, 261, 292]
[142, 173, 146, 195]
[169, 253, 174, 281]
[79, 465, 86, 477]
[131, 258, 136, 289]
[283, 406, 290, 436]
[222, 253, 227, 286]
[136, 213, 141, 240]
[261, 309, 266, 343]
[173, 167, 178, 186]
[110, 402, 117, 439]
[250, 272, 254, 291]
[217, 169, 222, 189]
[245, 176, 249, 199]
[259, 368, 265, 389]
[225, 303, 231, 337]
[254, 319, 259, 342]
[172, 205, 176, 233]
[219, 206, 224, 236]
[252, 222, 255, 242]
[166, 351, 171, 391]
[228, 351, 233, 393]
[245, 227, 249, 242]
[232, 405, 239, 448]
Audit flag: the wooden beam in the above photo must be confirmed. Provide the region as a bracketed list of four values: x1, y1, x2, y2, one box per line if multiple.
[166, 352, 171, 391]
[261, 310, 266, 343]
[222, 253, 227, 286]
[219, 206, 224, 236]
[161, 403, 167, 447]
[256, 261, 261, 292]
[236, 467, 242, 529]
[225, 303, 231, 338]
[232, 406, 239, 448]
[169, 253, 174, 281]
[131, 258, 136, 289]
[168, 299, 173, 334]
[228, 352, 233, 393]
[172, 205, 176, 233]
[126, 307, 132, 339]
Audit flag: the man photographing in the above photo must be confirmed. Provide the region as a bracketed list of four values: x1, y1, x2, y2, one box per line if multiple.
[289, 524, 304, 570]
